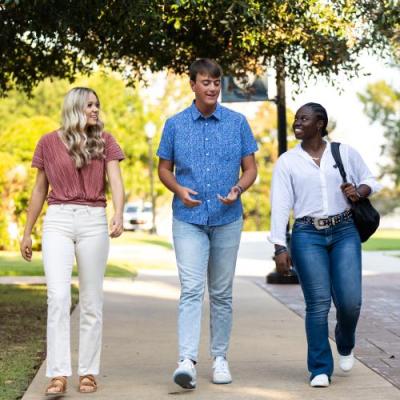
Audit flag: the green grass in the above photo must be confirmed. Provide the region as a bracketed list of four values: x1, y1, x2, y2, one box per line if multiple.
[0, 252, 138, 278]
[0, 232, 175, 277]
[0, 284, 79, 400]
[113, 231, 173, 249]
[362, 229, 400, 251]
[0, 252, 44, 276]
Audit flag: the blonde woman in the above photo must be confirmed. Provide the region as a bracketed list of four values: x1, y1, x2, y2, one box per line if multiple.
[20, 87, 125, 395]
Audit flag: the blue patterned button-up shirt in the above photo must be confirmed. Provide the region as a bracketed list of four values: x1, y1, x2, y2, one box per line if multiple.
[157, 102, 258, 226]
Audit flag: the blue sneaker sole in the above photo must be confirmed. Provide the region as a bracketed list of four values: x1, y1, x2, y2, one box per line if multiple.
[173, 372, 196, 389]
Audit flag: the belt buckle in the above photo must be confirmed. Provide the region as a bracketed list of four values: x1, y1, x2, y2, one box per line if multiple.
[313, 218, 329, 230]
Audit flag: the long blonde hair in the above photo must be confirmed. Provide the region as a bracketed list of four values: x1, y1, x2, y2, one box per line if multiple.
[60, 87, 105, 168]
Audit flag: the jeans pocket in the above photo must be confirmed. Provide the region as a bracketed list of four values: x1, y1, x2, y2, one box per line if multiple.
[342, 219, 354, 226]
[87, 207, 107, 217]
[44, 205, 62, 219]
[293, 222, 310, 232]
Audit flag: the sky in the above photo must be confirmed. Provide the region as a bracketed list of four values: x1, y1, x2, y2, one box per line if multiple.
[223, 54, 399, 185]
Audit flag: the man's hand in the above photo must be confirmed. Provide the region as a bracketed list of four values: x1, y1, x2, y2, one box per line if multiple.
[275, 252, 292, 275]
[177, 187, 202, 208]
[217, 186, 241, 205]
[341, 183, 359, 202]
[20, 235, 33, 262]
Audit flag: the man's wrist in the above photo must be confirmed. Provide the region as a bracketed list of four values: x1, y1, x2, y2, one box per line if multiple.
[233, 184, 244, 195]
[174, 185, 184, 197]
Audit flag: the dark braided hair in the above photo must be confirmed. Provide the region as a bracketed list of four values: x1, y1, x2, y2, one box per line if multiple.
[302, 102, 328, 137]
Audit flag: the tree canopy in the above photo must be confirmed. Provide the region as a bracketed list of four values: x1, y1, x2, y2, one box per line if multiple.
[358, 80, 400, 185]
[1, 0, 399, 95]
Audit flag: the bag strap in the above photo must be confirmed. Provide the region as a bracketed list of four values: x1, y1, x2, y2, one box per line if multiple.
[331, 142, 348, 184]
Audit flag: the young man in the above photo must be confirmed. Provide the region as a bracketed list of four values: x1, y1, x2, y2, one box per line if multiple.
[157, 58, 258, 389]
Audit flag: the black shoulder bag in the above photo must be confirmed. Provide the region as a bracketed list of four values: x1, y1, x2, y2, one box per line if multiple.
[331, 142, 380, 243]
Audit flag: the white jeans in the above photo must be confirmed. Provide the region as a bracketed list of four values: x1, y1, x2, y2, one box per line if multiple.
[42, 204, 109, 377]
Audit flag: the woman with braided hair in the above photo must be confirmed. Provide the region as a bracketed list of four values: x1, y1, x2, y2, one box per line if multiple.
[270, 102, 380, 387]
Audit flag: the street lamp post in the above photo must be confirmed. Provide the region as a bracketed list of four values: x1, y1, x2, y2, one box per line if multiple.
[266, 56, 299, 284]
[145, 121, 157, 234]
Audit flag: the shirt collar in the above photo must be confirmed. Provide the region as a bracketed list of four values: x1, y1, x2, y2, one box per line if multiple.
[293, 140, 330, 163]
[190, 101, 222, 121]
[293, 140, 329, 153]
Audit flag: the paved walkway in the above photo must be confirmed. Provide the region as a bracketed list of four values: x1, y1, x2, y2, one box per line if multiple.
[18, 233, 400, 399]
[265, 246, 400, 389]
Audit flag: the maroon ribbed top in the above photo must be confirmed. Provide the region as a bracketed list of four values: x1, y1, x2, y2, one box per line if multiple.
[32, 130, 124, 207]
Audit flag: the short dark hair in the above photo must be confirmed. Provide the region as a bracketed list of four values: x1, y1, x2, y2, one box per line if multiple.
[189, 58, 223, 82]
[302, 102, 329, 137]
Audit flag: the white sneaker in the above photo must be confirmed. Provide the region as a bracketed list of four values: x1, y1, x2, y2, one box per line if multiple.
[310, 374, 329, 387]
[173, 359, 196, 389]
[212, 356, 232, 384]
[339, 352, 354, 372]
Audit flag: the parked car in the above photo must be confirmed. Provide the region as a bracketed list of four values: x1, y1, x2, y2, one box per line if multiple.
[123, 202, 153, 231]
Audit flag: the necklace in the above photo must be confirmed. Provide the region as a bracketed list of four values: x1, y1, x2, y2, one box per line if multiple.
[302, 141, 326, 162]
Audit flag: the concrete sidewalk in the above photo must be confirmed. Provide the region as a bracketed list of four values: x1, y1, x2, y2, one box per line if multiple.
[23, 274, 400, 399]
[265, 247, 400, 390]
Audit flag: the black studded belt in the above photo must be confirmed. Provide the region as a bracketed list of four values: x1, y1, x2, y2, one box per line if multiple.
[295, 209, 352, 230]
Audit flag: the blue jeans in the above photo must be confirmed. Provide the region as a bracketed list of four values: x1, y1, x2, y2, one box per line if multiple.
[172, 217, 243, 362]
[291, 218, 362, 379]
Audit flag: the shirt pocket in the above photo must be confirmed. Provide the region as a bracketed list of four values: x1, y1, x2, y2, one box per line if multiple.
[174, 138, 196, 168]
[217, 137, 242, 163]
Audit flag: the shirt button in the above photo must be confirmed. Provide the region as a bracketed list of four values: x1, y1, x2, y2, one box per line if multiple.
[207, 199, 210, 202]
[206, 153, 209, 156]
[205, 123, 208, 126]
[205, 138, 209, 141]
[207, 183, 210, 187]
[206, 168, 210, 171]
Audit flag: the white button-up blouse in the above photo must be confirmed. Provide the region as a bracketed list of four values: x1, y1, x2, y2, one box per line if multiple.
[269, 141, 381, 246]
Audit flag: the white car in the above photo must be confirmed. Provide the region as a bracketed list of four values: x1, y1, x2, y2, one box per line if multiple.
[123, 202, 153, 231]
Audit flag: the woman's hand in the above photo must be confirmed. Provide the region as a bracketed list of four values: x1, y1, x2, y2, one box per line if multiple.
[20, 169, 48, 262]
[341, 183, 359, 202]
[275, 252, 292, 275]
[20, 235, 33, 261]
[109, 214, 123, 238]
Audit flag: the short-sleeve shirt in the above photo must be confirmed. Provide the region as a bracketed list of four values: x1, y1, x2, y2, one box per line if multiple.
[32, 130, 124, 207]
[157, 102, 258, 226]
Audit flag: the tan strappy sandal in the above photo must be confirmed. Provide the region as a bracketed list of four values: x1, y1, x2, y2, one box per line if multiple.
[79, 375, 97, 393]
[45, 376, 67, 395]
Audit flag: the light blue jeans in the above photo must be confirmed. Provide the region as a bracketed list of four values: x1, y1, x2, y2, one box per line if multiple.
[172, 217, 243, 362]
[291, 218, 362, 380]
